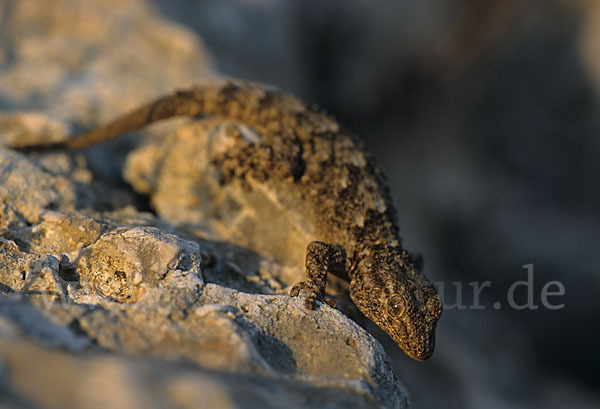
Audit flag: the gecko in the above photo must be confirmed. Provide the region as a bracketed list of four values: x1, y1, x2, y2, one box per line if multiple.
[9, 81, 442, 361]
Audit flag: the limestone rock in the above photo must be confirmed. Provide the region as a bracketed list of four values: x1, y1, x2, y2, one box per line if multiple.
[0, 0, 216, 126]
[124, 120, 318, 274]
[0, 296, 395, 409]
[0, 145, 408, 408]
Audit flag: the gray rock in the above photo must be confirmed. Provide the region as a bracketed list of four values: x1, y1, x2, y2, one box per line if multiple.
[0, 151, 406, 407]
[0, 299, 394, 409]
[0, 0, 215, 125]
[0, 148, 408, 407]
[124, 120, 318, 277]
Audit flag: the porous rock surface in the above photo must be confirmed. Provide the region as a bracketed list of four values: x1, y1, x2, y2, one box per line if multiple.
[0, 1, 409, 408]
[0, 119, 408, 409]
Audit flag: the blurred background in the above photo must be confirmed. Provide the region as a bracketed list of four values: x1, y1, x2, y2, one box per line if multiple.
[150, 0, 599, 407]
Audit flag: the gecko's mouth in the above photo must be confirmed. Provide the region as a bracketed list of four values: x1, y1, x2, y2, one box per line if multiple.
[403, 332, 436, 361]
[406, 343, 434, 361]
[387, 321, 436, 361]
[394, 340, 432, 361]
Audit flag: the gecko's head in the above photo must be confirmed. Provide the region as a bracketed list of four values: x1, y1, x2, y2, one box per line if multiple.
[351, 262, 442, 361]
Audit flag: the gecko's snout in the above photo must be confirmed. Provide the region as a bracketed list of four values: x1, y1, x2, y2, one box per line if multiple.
[404, 332, 436, 361]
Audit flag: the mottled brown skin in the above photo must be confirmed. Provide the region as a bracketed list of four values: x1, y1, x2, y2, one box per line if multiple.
[10, 81, 443, 360]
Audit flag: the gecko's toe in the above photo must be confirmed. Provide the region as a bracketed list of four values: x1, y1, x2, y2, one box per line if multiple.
[304, 294, 317, 310]
[290, 281, 307, 297]
[290, 281, 335, 310]
[291, 284, 317, 310]
[323, 296, 337, 309]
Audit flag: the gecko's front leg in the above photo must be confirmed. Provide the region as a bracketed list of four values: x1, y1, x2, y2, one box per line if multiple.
[290, 241, 346, 309]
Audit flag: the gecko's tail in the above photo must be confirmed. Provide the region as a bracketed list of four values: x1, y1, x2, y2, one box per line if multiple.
[7, 81, 284, 153]
[7, 86, 217, 153]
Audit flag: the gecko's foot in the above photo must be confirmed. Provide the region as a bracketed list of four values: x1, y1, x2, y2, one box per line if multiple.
[291, 241, 345, 310]
[290, 281, 336, 309]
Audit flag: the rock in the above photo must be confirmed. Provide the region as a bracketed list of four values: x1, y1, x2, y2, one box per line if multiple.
[0, 143, 409, 407]
[0, 146, 408, 408]
[0, 296, 394, 409]
[0, 1, 409, 408]
[0, 0, 216, 125]
[124, 120, 318, 274]
[0, 147, 77, 223]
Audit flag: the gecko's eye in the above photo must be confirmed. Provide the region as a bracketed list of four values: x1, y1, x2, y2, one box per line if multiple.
[387, 294, 405, 318]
